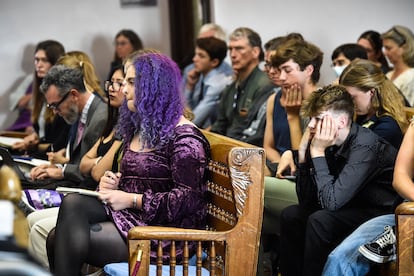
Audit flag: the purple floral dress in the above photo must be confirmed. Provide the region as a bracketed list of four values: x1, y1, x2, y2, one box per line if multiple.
[105, 124, 210, 262]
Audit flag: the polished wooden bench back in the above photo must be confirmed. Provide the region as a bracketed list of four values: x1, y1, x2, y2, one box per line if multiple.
[127, 130, 265, 275]
[395, 202, 414, 276]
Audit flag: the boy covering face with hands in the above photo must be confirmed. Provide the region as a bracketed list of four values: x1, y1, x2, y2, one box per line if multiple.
[278, 85, 399, 276]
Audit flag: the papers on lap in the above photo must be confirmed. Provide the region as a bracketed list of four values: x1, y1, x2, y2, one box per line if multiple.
[56, 186, 100, 197]
[0, 136, 23, 148]
[13, 156, 50, 167]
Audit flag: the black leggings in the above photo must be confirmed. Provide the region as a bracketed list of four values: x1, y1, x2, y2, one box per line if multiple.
[46, 193, 128, 276]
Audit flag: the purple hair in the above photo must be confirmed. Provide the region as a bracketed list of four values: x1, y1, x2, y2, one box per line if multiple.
[118, 52, 184, 149]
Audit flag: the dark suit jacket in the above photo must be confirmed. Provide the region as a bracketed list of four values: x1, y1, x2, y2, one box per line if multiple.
[64, 95, 108, 184]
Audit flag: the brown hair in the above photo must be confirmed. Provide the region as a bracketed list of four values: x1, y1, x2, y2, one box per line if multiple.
[270, 39, 323, 84]
[301, 85, 354, 124]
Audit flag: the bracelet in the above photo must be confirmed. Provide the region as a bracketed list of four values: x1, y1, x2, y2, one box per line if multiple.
[95, 156, 103, 165]
[132, 194, 137, 209]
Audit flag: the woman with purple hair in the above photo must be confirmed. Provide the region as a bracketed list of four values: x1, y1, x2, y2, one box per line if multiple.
[46, 52, 210, 275]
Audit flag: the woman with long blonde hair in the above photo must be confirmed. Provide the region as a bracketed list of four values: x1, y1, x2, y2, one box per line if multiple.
[339, 58, 408, 149]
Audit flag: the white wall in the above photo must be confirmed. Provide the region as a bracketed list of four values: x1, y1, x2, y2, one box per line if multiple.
[213, 0, 414, 85]
[1, 0, 414, 128]
[0, 0, 170, 128]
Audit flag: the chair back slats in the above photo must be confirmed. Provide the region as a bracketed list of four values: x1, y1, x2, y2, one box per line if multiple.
[196, 241, 203, 276]
[169, 241, 176, 276]
[206, 144, 238, 232]
[183, 241, 189, 276]
[156, 242, 163, 275]
[208, 241, 217, 276]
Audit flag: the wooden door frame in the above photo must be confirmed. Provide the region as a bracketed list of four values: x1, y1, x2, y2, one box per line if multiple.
[168, 0, 211, 70]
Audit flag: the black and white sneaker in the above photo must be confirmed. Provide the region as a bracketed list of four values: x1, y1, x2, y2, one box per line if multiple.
[358, 225, 396, 263]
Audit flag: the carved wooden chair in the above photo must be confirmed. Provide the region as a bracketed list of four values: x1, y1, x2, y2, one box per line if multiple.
[126, 131, 265, 275]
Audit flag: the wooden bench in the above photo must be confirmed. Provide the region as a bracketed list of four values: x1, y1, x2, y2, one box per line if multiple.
[126, 130, 265, 275]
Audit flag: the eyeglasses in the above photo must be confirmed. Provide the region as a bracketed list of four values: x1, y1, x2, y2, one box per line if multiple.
[46, 91, 71, 110]
[105, 81, 123, 92]
[115, 41, 129, 47]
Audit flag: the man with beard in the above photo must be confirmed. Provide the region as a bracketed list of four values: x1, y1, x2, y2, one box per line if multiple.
[29, 64, 107, 187]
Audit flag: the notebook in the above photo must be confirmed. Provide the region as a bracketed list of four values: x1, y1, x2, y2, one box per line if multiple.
[0, 136, 24, 149]
[56, 186, 100, 197]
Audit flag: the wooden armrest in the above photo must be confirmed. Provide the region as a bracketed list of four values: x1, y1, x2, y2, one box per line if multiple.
[395, 202, 414, 215]
[128, 226, 228, 241]
[0, 131, 27, 138]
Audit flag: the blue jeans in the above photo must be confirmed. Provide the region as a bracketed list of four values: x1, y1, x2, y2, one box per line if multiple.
[322, 214, 395, 276]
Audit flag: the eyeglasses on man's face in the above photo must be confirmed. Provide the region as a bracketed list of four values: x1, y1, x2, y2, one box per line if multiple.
[46, 91, 71, 110]
[105, 81, 123, 92]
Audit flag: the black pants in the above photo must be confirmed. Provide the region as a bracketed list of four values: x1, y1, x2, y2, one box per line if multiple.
[47, 193, 128, 275]
[279, 204, 390, 276]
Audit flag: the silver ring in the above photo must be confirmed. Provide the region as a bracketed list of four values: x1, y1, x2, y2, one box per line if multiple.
[102, 200, 107, 205]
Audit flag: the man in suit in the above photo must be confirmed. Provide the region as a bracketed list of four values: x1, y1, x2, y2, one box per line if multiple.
[29, 64, 107, 185]
[26, 64, 108, 268]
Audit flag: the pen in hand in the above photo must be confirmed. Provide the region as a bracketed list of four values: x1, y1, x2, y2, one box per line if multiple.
[48, 144, 55, 164]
